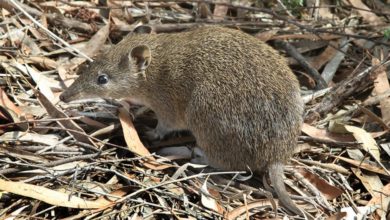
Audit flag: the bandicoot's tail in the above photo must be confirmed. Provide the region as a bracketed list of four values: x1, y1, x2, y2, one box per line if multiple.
[268, 162, 303, 216]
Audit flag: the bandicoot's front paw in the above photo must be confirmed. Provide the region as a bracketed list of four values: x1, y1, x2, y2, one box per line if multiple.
[145, 121, 174, 141]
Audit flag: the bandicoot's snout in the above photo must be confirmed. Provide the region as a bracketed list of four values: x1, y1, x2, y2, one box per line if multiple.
[59, 80, 86, 103]
[60, 93, 69, 102]
[60, 83, 103, 103]
[59, 88, 78, 103]
[59, 92, 68, 102]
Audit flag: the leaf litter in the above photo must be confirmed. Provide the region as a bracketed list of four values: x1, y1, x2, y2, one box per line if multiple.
[0, 0, 389, 219]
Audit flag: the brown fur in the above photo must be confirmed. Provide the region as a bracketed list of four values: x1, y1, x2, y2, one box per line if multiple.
[60, 26, 304, 215]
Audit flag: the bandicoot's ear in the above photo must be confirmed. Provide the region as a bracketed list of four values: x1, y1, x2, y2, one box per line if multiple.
[129, 45, 151, 73]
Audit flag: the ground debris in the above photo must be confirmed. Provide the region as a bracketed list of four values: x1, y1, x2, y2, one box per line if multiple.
[0, 0, 389, 219]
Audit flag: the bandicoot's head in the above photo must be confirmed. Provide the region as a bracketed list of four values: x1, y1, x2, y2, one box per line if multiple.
[59, 45, 151, 102]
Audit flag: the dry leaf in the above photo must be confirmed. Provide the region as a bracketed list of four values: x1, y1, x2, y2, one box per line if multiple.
[372, 57, 390, 125]
[36, 90, 95, 145]
[317, 0, 336, 20]
[301, 123, 354, 142]
[321, 38, 350, 83]
[351, 168, 383, 198]
[0, 179, 109, 209]
[200, 180, 224, 214]
[213, 1, 228, 20]
[298, 168, 344, 200]
[62, 23, 110, 70]
[309, 41, 338, 70]
[57, 65, 74, 87]
[0, 87, 21, 121]
[17, 56, 58, 69]
[10, 61, 56, 101]
[349, 0, 383, 25]
[0, 88, 21, 116]
[108, 0, 134, 22]
[81, 23, 110, 58]
[343, 124, 381, 162]
[367, 183, 390, 219]
[118, 105, 171, 170]
[118, 106, 152, 158]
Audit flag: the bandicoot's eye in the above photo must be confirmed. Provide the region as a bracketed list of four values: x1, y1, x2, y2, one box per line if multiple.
[97, 74, 109, 85]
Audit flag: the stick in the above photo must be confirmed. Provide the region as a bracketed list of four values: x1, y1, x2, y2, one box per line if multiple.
[7, 0, 92, 62]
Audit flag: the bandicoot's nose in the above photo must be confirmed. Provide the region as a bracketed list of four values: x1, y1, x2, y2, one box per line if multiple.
[59, 93, 67, 102]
